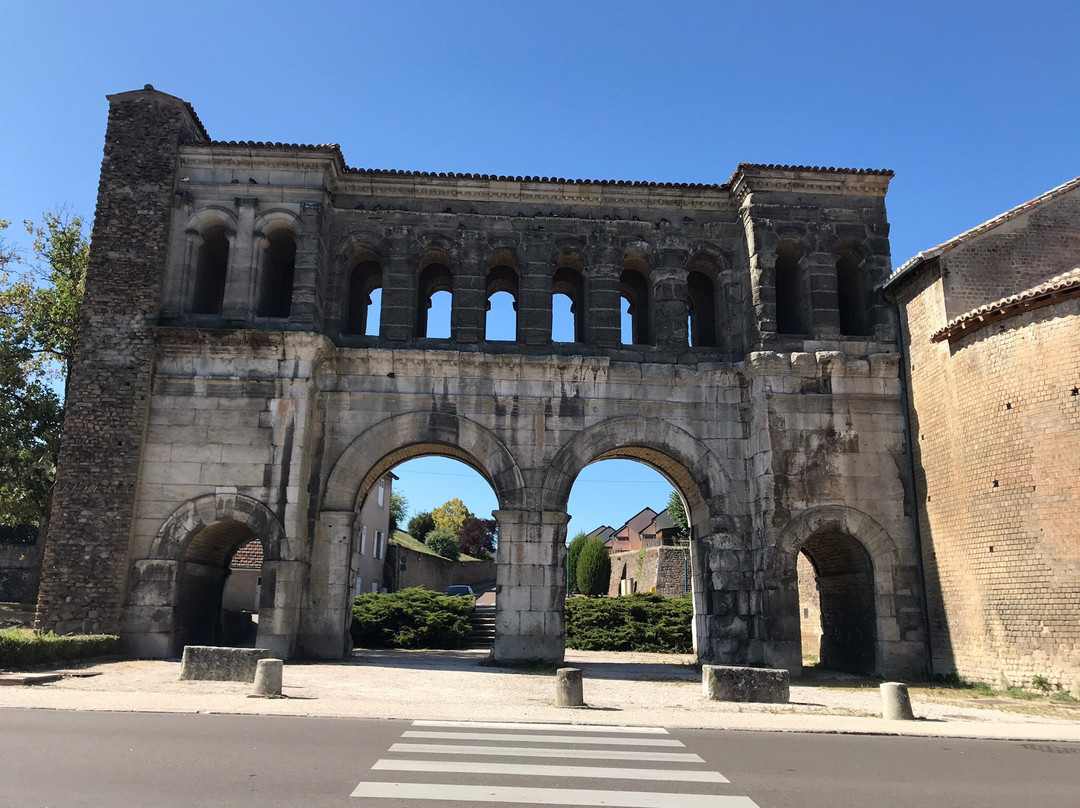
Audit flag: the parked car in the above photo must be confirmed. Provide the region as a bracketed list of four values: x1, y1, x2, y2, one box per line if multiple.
[444, 584, 476, 600]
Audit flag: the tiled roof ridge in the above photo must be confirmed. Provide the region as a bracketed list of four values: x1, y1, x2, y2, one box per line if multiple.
[890, 174, 1080, 287]
[931, 267, 1080, 343]
[202, 141, 891, 189]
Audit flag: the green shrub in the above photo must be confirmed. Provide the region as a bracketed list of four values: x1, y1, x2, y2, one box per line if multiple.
[565, 592, 692, 653]
[425, 528, 460, 560]
[575, 537, 611, 596]
[565, 533, 587, 595]
[350, 587, 472, 649]
[0, 629, 119, 669]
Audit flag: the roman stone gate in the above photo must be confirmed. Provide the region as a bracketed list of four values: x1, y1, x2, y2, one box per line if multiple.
[35, 87, 927, 679]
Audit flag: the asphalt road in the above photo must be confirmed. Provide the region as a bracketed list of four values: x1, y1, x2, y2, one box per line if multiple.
[2, 709, 1078, 808]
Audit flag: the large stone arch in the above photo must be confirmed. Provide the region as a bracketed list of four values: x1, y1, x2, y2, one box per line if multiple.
[300, 411, 527, 659]
[322, 411, 527, 513]
[769, 505, 926, 679]
[541, 416, 743, 662]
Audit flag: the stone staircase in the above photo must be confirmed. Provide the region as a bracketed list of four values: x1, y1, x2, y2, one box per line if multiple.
[467, 605, 495, 649]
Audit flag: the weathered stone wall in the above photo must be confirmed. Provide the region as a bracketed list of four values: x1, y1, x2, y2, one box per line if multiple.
[608, 546, 690, 597]
[36, 88, 208, 635]
[386, 544, 496, 594]
[39, 88, 924, 678]
[892, 186, 1080, 694]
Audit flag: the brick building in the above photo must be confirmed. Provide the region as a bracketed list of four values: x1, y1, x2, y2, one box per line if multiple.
[886, 177, 1080, 695]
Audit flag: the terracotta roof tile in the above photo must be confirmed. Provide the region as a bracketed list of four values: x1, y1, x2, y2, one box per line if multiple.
[230, 539, 263, 569]
[931, 267, 1080, 343]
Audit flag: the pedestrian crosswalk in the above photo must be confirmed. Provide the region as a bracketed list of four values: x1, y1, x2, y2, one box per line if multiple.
[351, 719, 761, 806]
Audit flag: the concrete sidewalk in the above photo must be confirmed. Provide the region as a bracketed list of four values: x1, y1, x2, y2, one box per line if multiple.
[2, 648, 1079, 743]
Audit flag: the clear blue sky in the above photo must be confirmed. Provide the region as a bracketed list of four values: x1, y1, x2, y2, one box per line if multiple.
[3, 2, 1077, 536]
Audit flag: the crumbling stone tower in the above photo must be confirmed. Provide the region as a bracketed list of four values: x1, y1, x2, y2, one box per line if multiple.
[37, 87, 926, 679]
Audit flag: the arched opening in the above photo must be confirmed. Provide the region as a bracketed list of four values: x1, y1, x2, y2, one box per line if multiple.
[774, 240, 808, 336]
[687, 264, 718, 349]
[256, 228, 296, 318]
[836, 244, 869, 336]
[175, 519, 263, 651]
[619, 264, 651, 345]
[417, 257, 453, 339]
[797, 528, 877, 675]
[191, 224, 230, 315]
[552, 257, 586, 343]
[485, 261, 519, 342]
[346, 258, 383, 336]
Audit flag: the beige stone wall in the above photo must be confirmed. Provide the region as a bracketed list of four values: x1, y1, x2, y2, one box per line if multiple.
[797, 552, 821, 659]
[894, 191, 1080, 694]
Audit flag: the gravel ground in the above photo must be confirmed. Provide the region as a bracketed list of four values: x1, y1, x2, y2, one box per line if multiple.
[3, 648, 1079, 742]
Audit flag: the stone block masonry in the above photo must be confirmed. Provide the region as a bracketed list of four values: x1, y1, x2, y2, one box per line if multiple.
[38, 87, 925, 680]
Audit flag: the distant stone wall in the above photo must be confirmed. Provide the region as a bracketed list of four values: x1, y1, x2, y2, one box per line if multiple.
[386, 545, 495, 593]
[609, 546, 689, 597]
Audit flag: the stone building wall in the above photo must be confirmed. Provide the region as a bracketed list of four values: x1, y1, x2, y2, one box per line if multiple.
[888, 180, 1080, 694]
[386, 545, 496, 595]
[38, 87, 925, 678]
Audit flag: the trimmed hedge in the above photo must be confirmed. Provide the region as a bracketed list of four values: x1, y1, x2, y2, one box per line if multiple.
[0, 629, 119, 669]
[565, 592, 693, 653]
[350, 587, 472, 649]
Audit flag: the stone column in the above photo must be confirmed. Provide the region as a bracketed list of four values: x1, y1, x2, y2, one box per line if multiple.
[298, 510, 355, 658]
[256, 559, 306, 659]
[222, 197, 258, 325]
[806, 250, 840, 339]
[453, 234, 484, 343]
[120, 558, 180, 658]
[519, 237, 552, 346]
[697, 525, 754, 667]
[380, 230, 417, 341]
[585, 247, 622, 348]
[652, 248, 689, 351]
[289, 201, 323, 330]
[492, 509, 568, 664]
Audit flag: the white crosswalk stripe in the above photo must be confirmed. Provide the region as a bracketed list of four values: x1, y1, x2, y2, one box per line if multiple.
[352, 720, 761, 806]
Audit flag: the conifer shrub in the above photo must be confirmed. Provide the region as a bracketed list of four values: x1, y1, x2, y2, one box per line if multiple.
[565, 592, 692, 653]
[565, 533, 587, 595]
[575, 536, 611, 596]
[350, 588, 472, 649]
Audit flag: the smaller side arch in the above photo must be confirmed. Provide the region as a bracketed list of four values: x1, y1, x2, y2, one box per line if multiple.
[149, 492, 292, 562]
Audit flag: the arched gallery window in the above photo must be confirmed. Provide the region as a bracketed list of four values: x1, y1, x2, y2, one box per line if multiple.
[774, 240, 809, 336]
[485, 255, 519, 342]
[417, 252, 453, 339]
[619, 260, 651, 345]
[836, 245, 869, 337]
[256, 228, 296, 318]
[191, 224, 230, 315]
[687, 257, 721, 349]
[552, 264, 586, 343]
[346, 258, 383, 336]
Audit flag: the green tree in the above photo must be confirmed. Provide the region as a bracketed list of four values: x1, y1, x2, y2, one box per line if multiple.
[432, 497, 471, 537]
[565, 532, 588, 595]
[576, 536, 612, 597]
[666, 490, 690, 544]
[388, 491, 408, 535]
[424, 527, 460, 561]
[406, 511, 435, 542]
[0, 213, 88, 527]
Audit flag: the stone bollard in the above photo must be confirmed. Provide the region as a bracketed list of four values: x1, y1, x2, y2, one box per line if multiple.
[251, 658, 283, 698]
[555, 667, 584, 707]
[880, 681, 915, 720]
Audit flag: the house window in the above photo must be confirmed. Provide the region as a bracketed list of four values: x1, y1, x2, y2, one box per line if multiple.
[377, 483, 385, 508]
[374, 530, 383, 559]
[371, 581, 379, 594]
[360, 526, 367, 556]
[355, 577, 363, 597]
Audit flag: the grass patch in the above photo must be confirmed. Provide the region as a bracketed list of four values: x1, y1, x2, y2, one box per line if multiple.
[389, 530, 482, 561]
[565, 592, 692, 653]
[0, 628, 119, 669]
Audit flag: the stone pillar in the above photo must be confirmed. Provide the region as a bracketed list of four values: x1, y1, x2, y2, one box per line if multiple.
[256, 559, 306, 659]
[585, 249, 621, 348]
[380, 230, 417, 341]
[519, 237, 552, 346]
[492, 509, 568, 664]
[36, 87, 208, 636]
[221, 197, 258, 325]
[696, 527, 754, 666]
[652, 248, 689, 351]
[120, 558, 180, 658]
[298, 510, 354, 658]
[806, 249, 841, 339]
[453, 234, 484, 343]
[289, 201, 323, 330]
